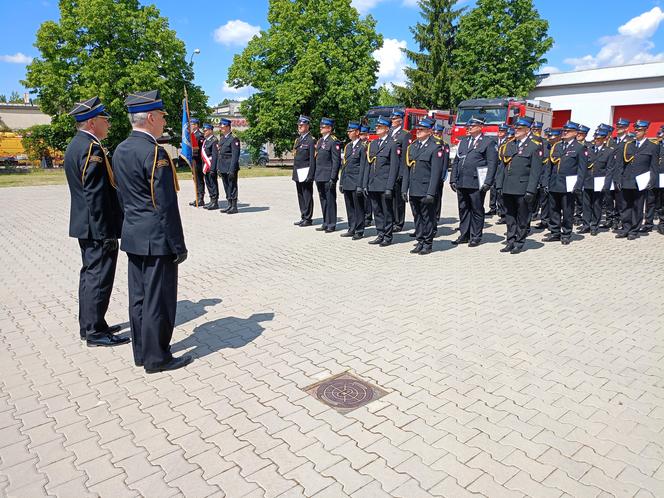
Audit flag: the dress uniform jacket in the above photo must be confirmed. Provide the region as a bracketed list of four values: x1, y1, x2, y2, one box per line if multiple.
[340, 140, 366, 191]
[583, 144, 614, 190]
[203, 135, 218, 171]
[451, 135, 498, 188]
[390, 128, 411, 177]
[613, 139, 659, 189]
[216, 133, 240, 174]
[65, 131, 122, 240]
[292, 133, 316, 182]
[546, 140, 587, 192]
[113, 130, 186, 256]
[363, 137, 400, 192]
[193, 129, 204, 164]
[402, 138, 444, 197]
[498, 136, 543, 196]
[314, 135, 341, 182]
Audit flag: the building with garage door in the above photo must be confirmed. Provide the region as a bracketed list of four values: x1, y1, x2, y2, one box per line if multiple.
[528, 62, 664, 135]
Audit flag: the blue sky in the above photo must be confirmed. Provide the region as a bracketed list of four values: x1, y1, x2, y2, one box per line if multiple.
[1, 0, 664, 105]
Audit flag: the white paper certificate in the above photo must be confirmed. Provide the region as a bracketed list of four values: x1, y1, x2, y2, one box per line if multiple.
[659, 173, 664, 188]
[636, 172, 650, 191]
[296, 167, 310, 182]
[593, 176, 605, 191]
[477, 167, 488, 187]
[565, 175, 578, 193]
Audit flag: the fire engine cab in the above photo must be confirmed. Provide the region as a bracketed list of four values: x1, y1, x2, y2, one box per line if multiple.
[363, 106, 429, 141]
[450, 98, 553, 158]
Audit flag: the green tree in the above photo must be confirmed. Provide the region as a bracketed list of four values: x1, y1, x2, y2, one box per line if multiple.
[0, 95, 6, 103]
[9, 91, 23, 103]
[21, 124, 68, 162]
[451, 0, 553, 103]
[395, 0, 463, 109]
[374, 84, 400, 107]
[227, 0, 382, 155]
[22, 0, 208, 150]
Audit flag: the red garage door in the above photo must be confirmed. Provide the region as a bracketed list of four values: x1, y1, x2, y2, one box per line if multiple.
[552, 110, 571, 129]
[613, 104, 664, 137]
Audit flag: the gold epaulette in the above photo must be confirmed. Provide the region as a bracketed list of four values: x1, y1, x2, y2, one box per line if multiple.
[341, 143, 351, 167]
[649, 138, 660, 144]
[624, 141, 635, 163]
[549, 142, 561, 166]
[531, 139, 541, 145]
[150, 145, 179, 209]
[405, 143, 415, 168]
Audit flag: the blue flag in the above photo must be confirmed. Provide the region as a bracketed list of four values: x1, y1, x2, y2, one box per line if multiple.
[179, 97, 195, 168]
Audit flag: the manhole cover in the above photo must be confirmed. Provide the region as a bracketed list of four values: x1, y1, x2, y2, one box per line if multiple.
[305, 372, 387, 413]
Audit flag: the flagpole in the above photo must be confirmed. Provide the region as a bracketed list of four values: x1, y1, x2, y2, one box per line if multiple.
[183, 86, 200, 207]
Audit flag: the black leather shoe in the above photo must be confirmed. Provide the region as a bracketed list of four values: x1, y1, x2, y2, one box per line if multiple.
[577, 227, 590, 234]
[468, 240, 480, 247]
[638, 226, 652, 233]
[419, 246, 432, 255]
[510, 246, 523, 254]
[220, 204, 231, 213]
[368, 237, 383, 245]
[561, 239, 570, 245]
[325, 228, 335, 233]
[226, 200, 238, 214]
[658, 226, 664, 235]
[352, 233, 363, 240]
[543, 235, 561, 242]
[409, 232, 417, 237]
[496, 218, 506, 225]
[293, 220, 303, 226]
[87, 335, 131, 347]
[204, 201, 219, 210]
[107, 324, 123, 334]
[135, 360, 144, 367]
[451, 238, 469, 245]
[627, 234, 638, 240]
[365, 219, 373, 227]
[590, 229, 598, 236]
[340, 231, 354, 237]
[315, 226, 327, 231]
[534, 222, 547, 229]
[379, 239, 391, 247]
[410, 243, 423, 254]
[615, 232, 628, 239]
[145, 355, 193, 374]
[300, 220, 312, 227]
[189, 200, 197, 206]
[393, 226, 403, 233]
[500, 244, 514, 253]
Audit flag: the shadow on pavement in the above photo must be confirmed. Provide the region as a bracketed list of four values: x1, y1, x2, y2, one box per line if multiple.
[171, 312, 275, 359]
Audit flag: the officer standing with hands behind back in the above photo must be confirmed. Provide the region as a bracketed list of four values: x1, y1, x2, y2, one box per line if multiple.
[216, 118, 241, 214]
[112, 90, 192, 373]
[389, 110, 411, 232]
[292, 115, 316, 227]
[314, 117, 341, 232]
[339, 122, 367, 240]
[64, 97, 129, 347]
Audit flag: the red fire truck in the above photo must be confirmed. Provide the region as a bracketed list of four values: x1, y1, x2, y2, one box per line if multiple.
[363, 106, 429, 141]
[450, 98, 553, 157]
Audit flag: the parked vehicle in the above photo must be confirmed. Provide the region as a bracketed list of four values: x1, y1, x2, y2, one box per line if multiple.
[239, 148, 269, 168]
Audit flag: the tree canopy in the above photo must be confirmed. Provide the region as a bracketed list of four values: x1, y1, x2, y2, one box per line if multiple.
[22, 0, 208, 151]
[451, 0, 553, 103]
[227, 0, 382, 155]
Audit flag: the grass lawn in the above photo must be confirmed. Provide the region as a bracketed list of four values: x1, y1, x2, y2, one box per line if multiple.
[0, 166, 292, 188]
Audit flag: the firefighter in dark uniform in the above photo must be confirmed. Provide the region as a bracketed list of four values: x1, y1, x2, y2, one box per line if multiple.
[450, 117, 497, 246]
[360, 125, 373, 227]
[642, 125, 663, 232]
[572, 124, 591, 224]
[362, 116, 400, 246]
[543, 121, 586, 245]
[529, 121, 544, 221]
[613, 120, 659, 240]
[293, 115, 316, 227]
[189, 118, 206, 207]
[389, 110, 412, 232]
[64, 97, 129, 347]
[534, 128, 560, 231]
[314, 117, 341, 232]
[596, 123, 617, 228]
[112, 90, 191, 373]
[608, 118, 631, 230]
[579, 128, 614, 236]
[656, 126, 664, 235]
[402, 118, 444, 255]
[493, 124, 510, 224]
[496, 116, 543, 254]
[201, 123, 219, 210]
[432, 122, 450, 227]
[216, 118, 241, 214]
[339, 122, 367, 239]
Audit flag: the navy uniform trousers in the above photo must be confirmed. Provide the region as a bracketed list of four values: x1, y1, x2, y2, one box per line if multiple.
[581, 189, 605, 231]
[621, 189, 646, 236]
[127, 254, 178, 369]
[316, 181, 337, 230]
[410, 196, 436, 248]
[502, 194, 531, 248]
[296, 181, 314, 222]
[457, 188, 485, 242]
[205, 169, 219, 202]
[78, 240, 118, 340]
[549, 192, 575, 240]
[369, 192, 394, 241]
[221, 173, 238, 201]
[644, 188, 663, 229]
[343, 190, 366, 235]
[193, 159, 206, 203]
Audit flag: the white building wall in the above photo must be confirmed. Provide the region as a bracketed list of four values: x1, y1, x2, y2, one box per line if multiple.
[529, 78, 664, 129]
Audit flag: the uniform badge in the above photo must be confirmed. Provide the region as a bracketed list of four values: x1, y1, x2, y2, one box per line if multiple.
[408, 138, 412, 144]
[437, 150, 443, 157]
[336, 144, 340, 150]
[538, 149, 543, 157]
[156, 159, 169, 168]
[397, 147, 401, 156]
[235, 140, 240, 146]
[89, 155, 103, 163]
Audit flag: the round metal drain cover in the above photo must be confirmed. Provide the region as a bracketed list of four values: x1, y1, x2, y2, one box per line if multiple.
[316, 378, 376, 410]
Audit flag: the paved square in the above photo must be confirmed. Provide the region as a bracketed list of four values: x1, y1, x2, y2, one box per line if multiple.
[1, 177, 663, 497]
